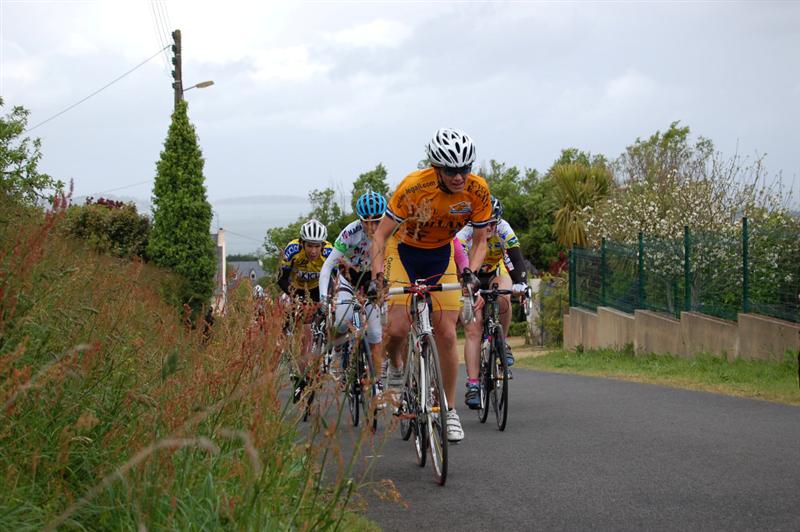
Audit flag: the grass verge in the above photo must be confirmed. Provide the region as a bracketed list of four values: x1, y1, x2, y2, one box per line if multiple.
[0, 196, 383, 529]
[518, 345, 800, 406]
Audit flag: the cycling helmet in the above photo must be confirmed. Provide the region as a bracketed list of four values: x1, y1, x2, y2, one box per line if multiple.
[426, 128, 476, 168]
[490, 196, 503, 222]
[356, 191, 387, 220]
[299, 219, 327, 243]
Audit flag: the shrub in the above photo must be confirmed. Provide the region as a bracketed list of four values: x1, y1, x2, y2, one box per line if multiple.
[62, 198, 150, 259]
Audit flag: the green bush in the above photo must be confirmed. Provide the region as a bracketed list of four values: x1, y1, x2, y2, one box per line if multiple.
[63, 200, 150, 259]
[508, 321, 529, 337]
[538, 274, 568, 346]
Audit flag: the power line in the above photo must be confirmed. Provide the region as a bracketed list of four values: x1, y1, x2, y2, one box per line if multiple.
[223, 230, 265, 244]
[149, 1, 170, 73]
[89, 179, 153, 195]
[24, 45, 170, 134]
[152, 0, 172, 67]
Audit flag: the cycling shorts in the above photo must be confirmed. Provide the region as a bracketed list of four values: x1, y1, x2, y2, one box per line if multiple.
[477, 262, 510, 291]
[384, 235, 461, 311]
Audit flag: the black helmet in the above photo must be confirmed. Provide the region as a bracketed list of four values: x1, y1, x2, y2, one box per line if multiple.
[490, 196, 503, 222]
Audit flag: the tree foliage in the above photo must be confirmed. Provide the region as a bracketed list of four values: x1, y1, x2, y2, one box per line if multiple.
[550, 159, 613, 248]
[350, 163, 390, 212]
[63, 199, 150, 259]
[478, 160, 560, 272]
[147, 100, 216, 313]
[0, 98, 63, 205]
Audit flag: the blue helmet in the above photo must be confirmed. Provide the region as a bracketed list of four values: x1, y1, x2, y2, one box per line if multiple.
[356, 191, 387, 220]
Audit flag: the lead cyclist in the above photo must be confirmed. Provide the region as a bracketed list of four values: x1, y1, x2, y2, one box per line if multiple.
[319, 191, 388, 406]
[370, 128, 491, 443]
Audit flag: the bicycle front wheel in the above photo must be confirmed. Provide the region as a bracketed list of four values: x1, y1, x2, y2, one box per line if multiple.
[492, 327, 509, 431]
[424, 337, 448, 486]
[358, 337, 377, 432]
[477, 340, 491, 424]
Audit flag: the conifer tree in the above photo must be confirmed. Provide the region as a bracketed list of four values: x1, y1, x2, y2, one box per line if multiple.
[148, 100, 215, 313]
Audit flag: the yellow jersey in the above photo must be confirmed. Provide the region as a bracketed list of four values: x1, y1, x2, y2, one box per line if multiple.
[457, 220, 520, 273]
[386, 167, 492, 249]
[279, 238, 333, 291]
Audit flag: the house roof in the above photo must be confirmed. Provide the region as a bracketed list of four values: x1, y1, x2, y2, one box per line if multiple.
[228, 260, 267, 281]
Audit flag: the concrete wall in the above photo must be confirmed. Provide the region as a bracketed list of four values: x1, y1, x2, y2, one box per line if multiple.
[738, 313, 800, 361]
[563, 307, 799, 361]
[597, 307, 635, 350]
[566, 307, 599, 350]
[681, 312, 739, 359]
[634, 310, 684, 356]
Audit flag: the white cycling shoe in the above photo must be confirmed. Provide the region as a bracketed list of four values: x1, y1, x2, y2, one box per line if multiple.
[446, 409, 464, 442]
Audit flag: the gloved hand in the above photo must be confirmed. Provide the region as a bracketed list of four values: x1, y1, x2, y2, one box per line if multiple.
[367, 276, 387, 300]
[512, 283, 529, 295]
[461, 267, 479, 294]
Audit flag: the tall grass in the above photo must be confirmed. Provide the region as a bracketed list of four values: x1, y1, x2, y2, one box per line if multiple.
[0, 195, 382, 530]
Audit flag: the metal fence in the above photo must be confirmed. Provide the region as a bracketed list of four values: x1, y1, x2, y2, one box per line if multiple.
[569, 218, 800, 323]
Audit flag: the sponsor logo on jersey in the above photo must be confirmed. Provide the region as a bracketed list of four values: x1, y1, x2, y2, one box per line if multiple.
[449, 201, 472, 215]
[284, 243, 301, 261]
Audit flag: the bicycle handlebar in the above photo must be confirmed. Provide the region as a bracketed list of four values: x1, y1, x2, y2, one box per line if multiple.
[387, 282, 463, 295]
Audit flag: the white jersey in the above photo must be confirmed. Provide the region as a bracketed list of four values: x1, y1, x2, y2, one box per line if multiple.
[319, 220, 373, 297]
[332, 220, 372, 271]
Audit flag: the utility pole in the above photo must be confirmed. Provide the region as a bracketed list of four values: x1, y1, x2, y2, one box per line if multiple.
[171, 29, 183, 110]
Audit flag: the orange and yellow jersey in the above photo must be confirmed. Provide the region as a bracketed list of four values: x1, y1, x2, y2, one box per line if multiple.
[279, 238, 333, 291]
[386, 167, 492, 249]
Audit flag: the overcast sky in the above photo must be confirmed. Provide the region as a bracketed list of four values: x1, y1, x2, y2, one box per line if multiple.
[2, 0, 799, 205]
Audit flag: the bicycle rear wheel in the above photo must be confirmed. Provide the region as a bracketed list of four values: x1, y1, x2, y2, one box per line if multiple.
[492, 328, 509, 431]
[424, 338, 448, 486]
[398, 356, 415, 441]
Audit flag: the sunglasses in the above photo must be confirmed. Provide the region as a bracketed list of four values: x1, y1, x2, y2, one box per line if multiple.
[360, 215, 383, 224]
[440, 165, 472, 177]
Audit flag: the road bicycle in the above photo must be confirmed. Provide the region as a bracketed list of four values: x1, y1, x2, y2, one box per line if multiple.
[335, 294, 378, 430]
[390, 277, 465, 486]
[476, 284, 531, 431]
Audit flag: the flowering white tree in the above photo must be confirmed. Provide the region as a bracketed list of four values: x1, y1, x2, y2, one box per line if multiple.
[584, 122, 798, 320]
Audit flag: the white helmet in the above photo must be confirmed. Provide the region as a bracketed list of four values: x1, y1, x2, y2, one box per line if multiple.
[426, 128, 476, 167]
[300, 219, 327, 243]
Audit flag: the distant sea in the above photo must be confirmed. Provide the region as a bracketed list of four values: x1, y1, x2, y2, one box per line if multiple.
[75, 194, 311, 255]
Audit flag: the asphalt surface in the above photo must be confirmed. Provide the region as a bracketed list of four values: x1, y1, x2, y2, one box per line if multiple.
[355, 367, 800, 531]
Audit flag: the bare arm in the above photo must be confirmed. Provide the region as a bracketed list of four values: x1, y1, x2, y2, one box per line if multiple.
[468, 225, 489, 273]
[370, 216, 399, 281]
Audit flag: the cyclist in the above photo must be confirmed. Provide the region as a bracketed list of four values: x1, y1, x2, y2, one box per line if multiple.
[277, 219, 333, 401]
[370, 127, 491, 443]
[457, 196, 530, 409]
[319, 191, 388, 406]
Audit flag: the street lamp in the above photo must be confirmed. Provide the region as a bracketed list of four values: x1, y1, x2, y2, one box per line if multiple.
[184, 80, 215, 92]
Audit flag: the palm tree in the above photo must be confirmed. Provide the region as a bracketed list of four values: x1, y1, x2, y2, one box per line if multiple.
[551, 163, 613, 248]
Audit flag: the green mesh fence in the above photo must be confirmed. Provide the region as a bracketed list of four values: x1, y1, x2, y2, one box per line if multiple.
[572, 247, 601, 311]
[604, 240, 639, 313]
[749, 220, 800, 323]
[690, 229, 742, 321]
[570, 218, 799, 323]
[641, 235, 684, 318]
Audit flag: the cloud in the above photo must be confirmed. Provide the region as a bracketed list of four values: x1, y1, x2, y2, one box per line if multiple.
[248, 46, 330, 83]
[604, 70, 656, 102]
[329, 19, 412, 49]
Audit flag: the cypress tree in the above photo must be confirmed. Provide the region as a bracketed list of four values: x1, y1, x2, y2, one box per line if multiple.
[148, 100, 215, 314]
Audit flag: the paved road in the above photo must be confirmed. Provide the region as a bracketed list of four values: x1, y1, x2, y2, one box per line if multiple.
[359, 367, 800, 531]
